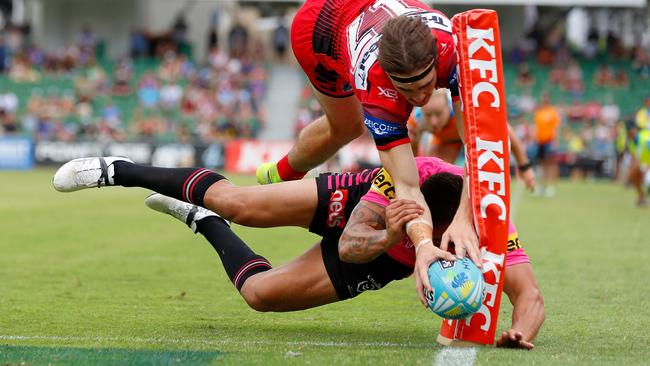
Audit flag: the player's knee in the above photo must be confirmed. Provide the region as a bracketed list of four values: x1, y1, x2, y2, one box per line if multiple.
[327, 117, 365, 142]
[240, 281, 281, 312]
[204, 191, 251, 224]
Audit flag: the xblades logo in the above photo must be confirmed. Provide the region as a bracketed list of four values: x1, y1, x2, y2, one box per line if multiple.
[378, 86, 398, 100]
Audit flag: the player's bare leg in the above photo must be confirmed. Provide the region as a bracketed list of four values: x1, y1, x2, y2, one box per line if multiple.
[240, 243, 339, 312]
[498, 263, 545, 350]
[257, 91, 365, 183]
[204, 179, 318, 228]
[53, 156, 321, 226]
[146, 193, 339, 311]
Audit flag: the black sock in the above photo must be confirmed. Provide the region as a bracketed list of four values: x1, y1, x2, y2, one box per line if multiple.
[196, 217, 272, 291]
[113, 161, 225, 206]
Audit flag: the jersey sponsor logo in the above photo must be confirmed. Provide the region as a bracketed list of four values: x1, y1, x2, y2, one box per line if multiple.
[369, 168, 396, 200]
[364, 115, 406, 138]
[377, 86, 398, 100]
[507, 233, 522, 252]
[327, 189, 349, 228]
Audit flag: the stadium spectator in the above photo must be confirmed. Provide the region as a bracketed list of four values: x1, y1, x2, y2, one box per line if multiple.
[228, 21, 249, 59]
[593, 65, 614, 87]
[633, 48, 650, 79]
[601, 95, 621, 126]
[0, 34, 7, 73]
[515, 63, 535, 88]
[534, 92, 561, 196]
[112, 58, 134, 96]
[130, 29, 149, 58]
[272, 17, 289, 60]
[564, 60, 584, 96]
[635, 96, 650, 129]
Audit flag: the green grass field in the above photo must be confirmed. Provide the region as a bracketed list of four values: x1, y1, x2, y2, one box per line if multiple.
[1, 169, 649, 365]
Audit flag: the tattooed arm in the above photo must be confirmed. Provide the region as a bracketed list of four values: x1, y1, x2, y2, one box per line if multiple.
[338, 199, 424, 264]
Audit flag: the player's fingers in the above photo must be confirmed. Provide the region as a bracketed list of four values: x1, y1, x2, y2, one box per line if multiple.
[466, 236, 483, 269]
[496, 331, 509, 347]
[520, 340, 535, 350]
[438, 249, 456, 262]
[420, 262, 433, 292]
[440, 232, 450, 251]
[455, 243, 466, 259]
[468, 244, 483, 269]
[398, 213, 421, 228]
[415, 273, 427, 307]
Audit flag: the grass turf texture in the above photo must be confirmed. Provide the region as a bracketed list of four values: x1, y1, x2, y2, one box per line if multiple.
[0, 169, 648, 365]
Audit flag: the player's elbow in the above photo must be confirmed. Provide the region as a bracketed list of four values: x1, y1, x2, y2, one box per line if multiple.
[533, 288, 546, 322]
[521, 286, 546, 323]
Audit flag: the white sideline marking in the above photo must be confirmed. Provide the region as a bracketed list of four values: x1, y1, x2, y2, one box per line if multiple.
[434, 347, 477, 366]
[0, 335, 431, 349]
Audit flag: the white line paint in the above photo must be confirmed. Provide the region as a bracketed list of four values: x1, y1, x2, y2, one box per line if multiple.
[0, 335, 431, 349]
[434, 347, 477, 366]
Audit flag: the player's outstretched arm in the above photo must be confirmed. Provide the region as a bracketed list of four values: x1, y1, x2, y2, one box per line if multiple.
[338, 199, 422, 264]
[507, 123, 535, 192]
[499, 263, 545, 350]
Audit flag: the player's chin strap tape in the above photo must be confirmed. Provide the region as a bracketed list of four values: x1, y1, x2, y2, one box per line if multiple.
[388, 60, 436, 84]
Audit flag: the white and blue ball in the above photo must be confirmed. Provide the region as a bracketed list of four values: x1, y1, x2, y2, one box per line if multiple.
[424, 258, 485, 319]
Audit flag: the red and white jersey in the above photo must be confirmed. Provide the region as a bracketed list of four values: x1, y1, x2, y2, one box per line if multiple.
[342, 0, 459, 144]
[292, 0, 459, 149]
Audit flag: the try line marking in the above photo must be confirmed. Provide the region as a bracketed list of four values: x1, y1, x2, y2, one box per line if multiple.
[0, 335, 432, 349]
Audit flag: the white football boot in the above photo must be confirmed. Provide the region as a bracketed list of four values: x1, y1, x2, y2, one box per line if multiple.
[53, 156, 133, 192]
[144, 193, 229, 233]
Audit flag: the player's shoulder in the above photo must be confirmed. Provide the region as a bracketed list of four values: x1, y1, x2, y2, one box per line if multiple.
[369, 167, 396, 201]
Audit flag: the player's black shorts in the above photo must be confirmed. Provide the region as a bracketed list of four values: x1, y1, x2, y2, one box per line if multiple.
[309, 168, 380, 237]
[320, 234, 413, 300]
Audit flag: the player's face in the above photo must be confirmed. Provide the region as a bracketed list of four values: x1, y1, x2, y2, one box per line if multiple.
[421, 95, 451, 133]
[390, 66, 437, 107]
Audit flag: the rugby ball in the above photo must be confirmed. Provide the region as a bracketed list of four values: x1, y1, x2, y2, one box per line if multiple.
[424, 258, 485, 319]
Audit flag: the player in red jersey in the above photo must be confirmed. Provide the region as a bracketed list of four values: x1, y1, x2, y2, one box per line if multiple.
[255, 0, 478, 300]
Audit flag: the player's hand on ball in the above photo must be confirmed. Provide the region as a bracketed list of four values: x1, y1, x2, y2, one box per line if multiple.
[496, 330, 534, 350]
[440, 215, 482, 269]
[385, 199, 423, 246]
[414, 242, 456, 307]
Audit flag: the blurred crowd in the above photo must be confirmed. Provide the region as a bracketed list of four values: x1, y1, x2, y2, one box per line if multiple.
[0, 22, 267, 144]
